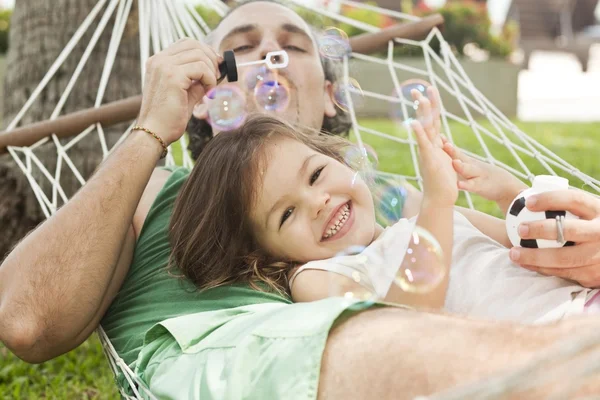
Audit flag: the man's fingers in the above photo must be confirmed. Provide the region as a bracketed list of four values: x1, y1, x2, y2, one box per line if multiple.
[164, 38, 204, 55]
[520, 264, 600, 288]
[166, 38, 221, 60]
[173, 48, 219, 74]
[511, 241, 600, 269]
[192, 101, 209, 119]
[526, 189, 600, 220]
[179, 61, 218, 92]
[519, 218, 600, 242]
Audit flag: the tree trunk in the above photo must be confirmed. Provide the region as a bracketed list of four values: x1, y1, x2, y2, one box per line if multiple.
[0, 0, 141, 259]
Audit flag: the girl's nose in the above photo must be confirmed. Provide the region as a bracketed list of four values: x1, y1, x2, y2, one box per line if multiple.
[311, 192, 331, 219]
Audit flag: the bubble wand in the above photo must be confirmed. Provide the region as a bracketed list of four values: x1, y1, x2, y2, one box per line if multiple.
[216, 50, 290, 84]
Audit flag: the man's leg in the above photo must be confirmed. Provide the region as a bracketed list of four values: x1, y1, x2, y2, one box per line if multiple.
[319, 308, 600, 399]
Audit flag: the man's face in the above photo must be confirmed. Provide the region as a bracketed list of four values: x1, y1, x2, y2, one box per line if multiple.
[208, 2, 337, 131]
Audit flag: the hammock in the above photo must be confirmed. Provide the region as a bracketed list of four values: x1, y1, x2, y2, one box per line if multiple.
[1, 0, 599, 398]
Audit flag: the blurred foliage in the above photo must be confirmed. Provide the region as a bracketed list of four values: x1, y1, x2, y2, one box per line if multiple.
[296, 1, 515, 59]
[0, 9, 10, 54]
[0, 2, 516, 59]
[395, 1, 517, 58]
[194, 5, 222, 31]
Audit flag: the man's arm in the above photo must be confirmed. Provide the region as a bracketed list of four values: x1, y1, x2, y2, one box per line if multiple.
[0, 38, 221, 363]
[0, 131, 163, 363]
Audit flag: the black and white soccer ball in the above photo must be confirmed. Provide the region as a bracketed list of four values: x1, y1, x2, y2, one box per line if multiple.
[505, 194, 578, 249]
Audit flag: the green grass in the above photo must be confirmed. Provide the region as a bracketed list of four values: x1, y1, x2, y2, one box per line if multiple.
[1, 119, 599, 399]
[357, 119, 600, 216]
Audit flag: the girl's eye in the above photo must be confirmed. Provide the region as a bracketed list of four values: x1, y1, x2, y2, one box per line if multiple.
[280, 207, 294, 227]
[310, 166, 324, 185]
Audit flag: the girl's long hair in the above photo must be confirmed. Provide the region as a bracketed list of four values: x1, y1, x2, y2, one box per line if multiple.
[169, 115, 351, 296]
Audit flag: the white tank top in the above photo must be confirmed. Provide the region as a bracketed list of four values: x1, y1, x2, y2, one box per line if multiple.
[289, 211, 598, 323]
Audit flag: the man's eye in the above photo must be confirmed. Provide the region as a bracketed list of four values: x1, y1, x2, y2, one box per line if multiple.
[233, 45, 253, 53]
[310, 166, 324, 185]
[284, 45, 305, 52]
[280, 207, 294, 227]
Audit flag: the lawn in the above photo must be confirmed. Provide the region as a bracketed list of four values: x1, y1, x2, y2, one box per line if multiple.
[1, 119, 599, 399]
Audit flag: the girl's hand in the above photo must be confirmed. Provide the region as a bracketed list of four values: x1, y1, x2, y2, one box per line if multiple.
[442, 141, 527, 215]
[411, 87, 458, 207]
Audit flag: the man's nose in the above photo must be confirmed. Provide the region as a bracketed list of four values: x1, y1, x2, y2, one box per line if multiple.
[259, 39, 282, 63]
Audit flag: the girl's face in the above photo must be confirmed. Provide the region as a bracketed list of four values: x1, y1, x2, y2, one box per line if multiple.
[250, 138, 378, 263]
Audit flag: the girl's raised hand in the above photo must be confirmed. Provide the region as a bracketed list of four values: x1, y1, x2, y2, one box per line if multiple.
[411, 87, 458, 207]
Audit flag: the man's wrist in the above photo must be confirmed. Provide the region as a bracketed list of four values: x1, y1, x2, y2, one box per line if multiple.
[130, 128, 166, 160]
[132, 125, 168, 159]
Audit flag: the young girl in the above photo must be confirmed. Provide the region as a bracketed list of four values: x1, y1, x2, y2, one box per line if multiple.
[169, 90, 599, 323]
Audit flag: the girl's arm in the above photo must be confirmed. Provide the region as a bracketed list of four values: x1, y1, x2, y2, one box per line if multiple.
[290, 266, 447, 310]
[456, 206, 512, 248]
[442, 141, 528, 216]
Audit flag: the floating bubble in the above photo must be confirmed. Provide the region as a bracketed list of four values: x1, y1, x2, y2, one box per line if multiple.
[206, 85, 247, 131]
[254, 76, 290, 113]
[390, 79, 432, 123]
[373, 179, 409, 227]
[394, 226, 446, 293]
[318, 27, 351, 60]
[333, 78, 364, 112]
[243, 65, 277, 91]
[344, 143, 378, 169]
[328, 245, 378, 303]
[344, 144, 378, 187]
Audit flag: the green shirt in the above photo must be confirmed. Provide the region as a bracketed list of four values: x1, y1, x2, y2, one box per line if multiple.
[100, 167, 291, 366]
[100, 167, 407, 368]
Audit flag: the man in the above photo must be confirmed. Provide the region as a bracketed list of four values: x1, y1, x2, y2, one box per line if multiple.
[1, 1, 600, 399]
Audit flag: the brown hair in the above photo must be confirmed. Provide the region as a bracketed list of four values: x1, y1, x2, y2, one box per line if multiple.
[169, 114, 351, 296]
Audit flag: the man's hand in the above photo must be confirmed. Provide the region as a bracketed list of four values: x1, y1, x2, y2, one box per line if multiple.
[442, 141, 527, 215]
[137, 38, 221, 144]
[510, 189, 600, 288]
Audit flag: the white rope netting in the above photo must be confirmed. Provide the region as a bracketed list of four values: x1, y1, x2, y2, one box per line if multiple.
[3, 0, 600, 398]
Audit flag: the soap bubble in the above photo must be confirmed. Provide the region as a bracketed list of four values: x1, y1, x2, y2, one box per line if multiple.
[344, 143, 378, 170]
[390, 79, 432, 123]
[318, 27, 351, 60]
[206, 85, 246, 131]
[243, 65, 277, 91]
[372, 177, 409, 227]
[344, 144, 378, 187]
[328, 245, 378, 303]
[394, 226, 445, 293]
[333, 78, 364, 112]
[254, 76, 291, 113]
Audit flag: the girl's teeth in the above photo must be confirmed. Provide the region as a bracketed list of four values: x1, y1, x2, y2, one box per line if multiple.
[324, 204, 350, 239]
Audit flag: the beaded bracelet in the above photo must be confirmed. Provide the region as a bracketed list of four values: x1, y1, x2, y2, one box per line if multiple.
[132, 125, 168, 159]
